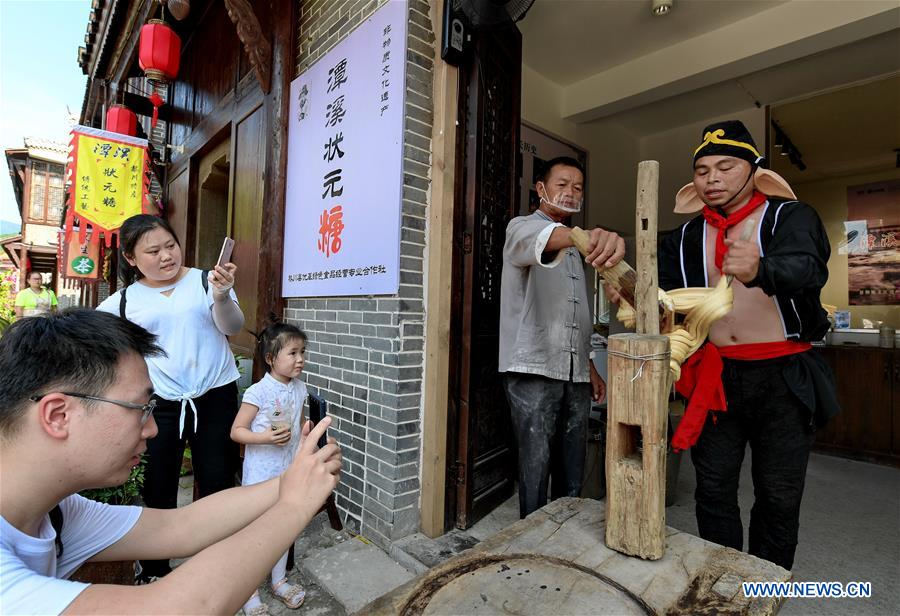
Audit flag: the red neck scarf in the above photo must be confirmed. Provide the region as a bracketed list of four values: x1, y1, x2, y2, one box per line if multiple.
[702, 190, 767, 271]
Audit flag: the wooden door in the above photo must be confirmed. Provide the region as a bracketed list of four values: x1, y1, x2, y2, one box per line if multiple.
[229, 105, 265, 356]
[448, 24, 522, 529]
[166, 166, 192, 258]
[195, 138, 231, 269]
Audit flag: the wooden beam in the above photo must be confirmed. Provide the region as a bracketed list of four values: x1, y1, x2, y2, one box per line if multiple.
[255, 0, 295, 377]
[634, 160, 660, 335]
[19, 243, 28, 288]
[224, 0, 273, 94]
[421, 0, 458, 538]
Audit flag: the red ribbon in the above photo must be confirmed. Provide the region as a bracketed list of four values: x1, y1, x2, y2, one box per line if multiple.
[148, 92, 163, 129]
[702, 190, 767, 272]
[671, 340, 812, 452]
[672, 344, 726, 453]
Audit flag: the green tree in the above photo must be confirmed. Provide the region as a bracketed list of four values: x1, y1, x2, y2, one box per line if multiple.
[0, 269, 17, 334]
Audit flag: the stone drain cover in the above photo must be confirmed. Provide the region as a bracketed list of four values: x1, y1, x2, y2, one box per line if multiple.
[401, 554, 654, 616]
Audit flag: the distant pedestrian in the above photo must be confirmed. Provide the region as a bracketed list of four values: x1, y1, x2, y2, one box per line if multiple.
[14, 271, 57, 318]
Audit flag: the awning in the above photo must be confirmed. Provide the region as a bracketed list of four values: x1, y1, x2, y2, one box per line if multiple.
[0, 236, 58, 272]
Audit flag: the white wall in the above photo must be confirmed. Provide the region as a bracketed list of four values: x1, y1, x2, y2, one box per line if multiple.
[521, 65, 581, 145]
[522, 65, 639, 236]
[23, 222, 61, 246]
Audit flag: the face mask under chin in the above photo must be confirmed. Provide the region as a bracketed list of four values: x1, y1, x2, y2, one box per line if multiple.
[539, 187, 583, 214]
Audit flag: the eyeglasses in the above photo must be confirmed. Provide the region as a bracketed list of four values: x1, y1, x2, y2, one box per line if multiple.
[29, 392, 157, 425]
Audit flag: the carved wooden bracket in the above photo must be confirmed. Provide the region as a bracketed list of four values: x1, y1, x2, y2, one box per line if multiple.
[223, 0, 272, 94]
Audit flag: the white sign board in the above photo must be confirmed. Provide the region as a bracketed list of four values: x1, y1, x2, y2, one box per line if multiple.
[282, 0, 407, 297]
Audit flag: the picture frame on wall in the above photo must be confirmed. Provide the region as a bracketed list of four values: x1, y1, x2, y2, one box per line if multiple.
[847, 179, 900, 306]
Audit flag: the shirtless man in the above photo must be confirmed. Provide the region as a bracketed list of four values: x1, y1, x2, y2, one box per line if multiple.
[653, 121, 839, 570]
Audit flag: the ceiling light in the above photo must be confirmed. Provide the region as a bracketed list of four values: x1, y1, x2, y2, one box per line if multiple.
[652, 0, 673, 16]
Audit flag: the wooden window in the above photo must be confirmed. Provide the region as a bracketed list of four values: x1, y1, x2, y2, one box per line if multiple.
[28, 160, 66, 224]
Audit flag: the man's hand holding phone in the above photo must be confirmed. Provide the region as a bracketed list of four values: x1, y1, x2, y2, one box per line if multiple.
[280, 417, 341, 514]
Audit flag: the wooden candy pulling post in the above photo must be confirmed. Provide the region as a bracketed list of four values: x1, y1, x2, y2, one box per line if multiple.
[570, 162, 755, 560]
[571, 161, 670, 560]
[603, 161, 670, 560]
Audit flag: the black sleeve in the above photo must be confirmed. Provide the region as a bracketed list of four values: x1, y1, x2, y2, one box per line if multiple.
[746, 202, 830, 296]
[658, 227, 684, 291]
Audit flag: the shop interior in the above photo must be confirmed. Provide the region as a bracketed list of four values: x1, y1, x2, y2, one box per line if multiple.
[516, 1, 899, 336]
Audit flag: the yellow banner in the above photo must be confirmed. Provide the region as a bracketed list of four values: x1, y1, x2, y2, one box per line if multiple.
[73, 134, 146, 231]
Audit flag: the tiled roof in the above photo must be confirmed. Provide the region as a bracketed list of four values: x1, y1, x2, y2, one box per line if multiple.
[23, 137, 68, 155]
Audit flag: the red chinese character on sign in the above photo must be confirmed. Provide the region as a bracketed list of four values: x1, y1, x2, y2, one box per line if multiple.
[318, 205, 344, 257]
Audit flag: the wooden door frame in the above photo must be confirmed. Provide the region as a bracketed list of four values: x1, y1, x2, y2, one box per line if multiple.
[420, 0, 460, 537]
[444, 24, 522, 531]
[254, 0, 295, 379]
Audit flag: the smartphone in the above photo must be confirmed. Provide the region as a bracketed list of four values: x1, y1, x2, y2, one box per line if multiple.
[307, 393, 328, 449]
[216, 237, 235, 268]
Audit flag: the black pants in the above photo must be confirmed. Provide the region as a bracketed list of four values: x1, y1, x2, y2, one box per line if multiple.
[503, 372, 591, 519]
[139, 381, 240, 578]
[691, 356, 815, 570]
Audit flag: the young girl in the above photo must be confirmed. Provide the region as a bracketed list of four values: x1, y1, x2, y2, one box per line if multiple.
[97, 214, 244, 583]
[231, 323, 309, 614]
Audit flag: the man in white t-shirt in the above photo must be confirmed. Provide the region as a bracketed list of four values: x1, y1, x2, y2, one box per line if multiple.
[0, 310, 342, 614]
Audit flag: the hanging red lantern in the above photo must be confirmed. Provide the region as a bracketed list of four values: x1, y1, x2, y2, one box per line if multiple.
[139, 19, 181, 83]
[105, 105, 137, 136]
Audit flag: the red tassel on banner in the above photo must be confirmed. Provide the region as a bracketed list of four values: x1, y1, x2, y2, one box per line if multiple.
[148, 92, 163, 129]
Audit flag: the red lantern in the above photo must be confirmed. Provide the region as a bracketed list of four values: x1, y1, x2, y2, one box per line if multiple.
[139, 19, 181, 83]
[105, 105, 137, 136]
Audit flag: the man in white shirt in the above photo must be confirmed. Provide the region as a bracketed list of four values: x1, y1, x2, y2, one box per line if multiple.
[0, 310, 341, 614]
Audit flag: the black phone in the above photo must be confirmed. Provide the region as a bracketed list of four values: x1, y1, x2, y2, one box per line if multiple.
[307, 393, 328, 449]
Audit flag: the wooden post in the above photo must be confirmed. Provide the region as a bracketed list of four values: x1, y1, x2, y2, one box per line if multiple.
[605, 161, 669, 560]
[420, 0, 459, 537]
[634, 161, 660, 335]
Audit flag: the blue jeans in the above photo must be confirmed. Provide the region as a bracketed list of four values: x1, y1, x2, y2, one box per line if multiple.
[503, 372, 591, 518]
[691, 355, 815, 570]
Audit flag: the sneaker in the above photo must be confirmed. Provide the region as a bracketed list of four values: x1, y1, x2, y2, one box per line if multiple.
[135, 573, 160, 585]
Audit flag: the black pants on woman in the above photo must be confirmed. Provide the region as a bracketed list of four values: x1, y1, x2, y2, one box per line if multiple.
[138, 381, 240, 579]
[691, 355, 815, 571]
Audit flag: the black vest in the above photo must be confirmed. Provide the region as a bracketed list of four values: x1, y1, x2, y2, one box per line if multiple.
[659, 197, 831, 343]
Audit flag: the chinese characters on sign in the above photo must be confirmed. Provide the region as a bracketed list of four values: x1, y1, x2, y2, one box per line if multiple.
[65, 126, 149, 247]
[380, 24, 391, 116]
[320, 55, 350, 258]
[318, 205, 344, 257]
[287, 264, 388, 282]
[59, 229, 101, 280]
[283, 0, 406, 297]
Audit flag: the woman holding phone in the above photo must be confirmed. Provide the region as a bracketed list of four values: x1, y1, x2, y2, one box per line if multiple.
[97, 214, 244, 584]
